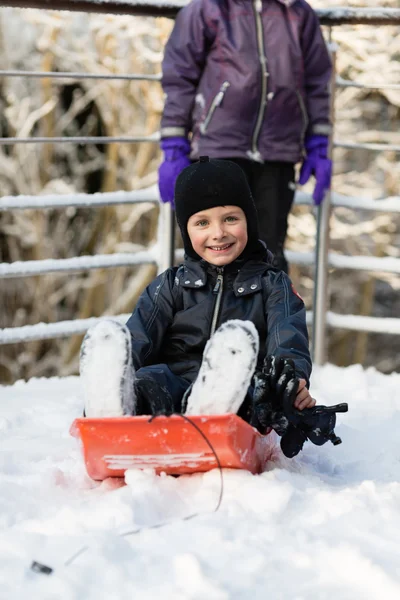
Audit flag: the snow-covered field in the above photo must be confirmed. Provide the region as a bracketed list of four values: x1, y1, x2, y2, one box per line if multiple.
[1, 363, 400, 599]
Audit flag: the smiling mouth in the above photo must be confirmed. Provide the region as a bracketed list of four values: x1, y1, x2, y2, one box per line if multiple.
[207, 243, 234, 252]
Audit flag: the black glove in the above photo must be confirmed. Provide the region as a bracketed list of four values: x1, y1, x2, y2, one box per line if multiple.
[251, 355, 306, 457]
[282, 401, 348, 452]
[251, 355, 299, 436]
[252, 355, 348, 458]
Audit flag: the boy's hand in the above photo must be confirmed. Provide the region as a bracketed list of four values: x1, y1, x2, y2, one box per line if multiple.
[294, 379, 316, 410]
[252, 356, 347, 458]
[252, 355, 300, 435]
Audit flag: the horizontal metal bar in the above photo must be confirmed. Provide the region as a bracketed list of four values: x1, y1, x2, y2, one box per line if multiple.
[318, 7, 400, 26]
[0, 133, 160, 145]
[2, 246, 397, 281]
[0, 186, 159, 210]
[2, 307, 400, 346]
[1, 2, 400, 25]
[294, 191, 400, 213]
[0, 69, 161, 81]
[326, 311, 400, 335]
[305, 310, 400, 335]
[2, 73, 397, 93]
[0, 251, 157, 278]
[328, 253, 400, 274]
[0, 0, 181, 18]
[2, 188, 398, 213]
[336, 76, 400, 91]
[286, 250, 400, 274]
[0, 314, 132, 345]
[335, 140, 400, 152]
[1, 135, 397, 151]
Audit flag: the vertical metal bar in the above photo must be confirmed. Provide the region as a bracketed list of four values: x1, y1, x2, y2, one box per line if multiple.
[157, 202, 175, 273]
[312, 37, 337, 364]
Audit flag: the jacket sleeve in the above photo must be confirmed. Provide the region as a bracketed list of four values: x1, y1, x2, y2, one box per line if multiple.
[300, 3, 332, 138]
[160, 0, 216, 138]
[264, 271, 312, 384]
[125, 269, 178, 369]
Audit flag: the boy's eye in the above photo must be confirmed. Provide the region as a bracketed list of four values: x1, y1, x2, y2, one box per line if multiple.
[225, 215, 238, 222]
[196, 219, 209, 227]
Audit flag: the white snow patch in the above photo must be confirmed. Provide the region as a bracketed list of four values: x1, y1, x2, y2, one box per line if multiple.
[1, 364, 400, 598]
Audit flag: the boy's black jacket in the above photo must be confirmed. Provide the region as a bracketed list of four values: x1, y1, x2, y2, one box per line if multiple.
[126, 254, 312, 385]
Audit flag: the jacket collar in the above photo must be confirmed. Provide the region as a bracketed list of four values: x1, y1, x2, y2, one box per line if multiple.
[178, 254, 275, 296]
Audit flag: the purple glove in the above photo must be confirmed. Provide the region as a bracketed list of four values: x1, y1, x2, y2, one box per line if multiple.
[158, 137, 191, 206]
[299, 135, 332, 206]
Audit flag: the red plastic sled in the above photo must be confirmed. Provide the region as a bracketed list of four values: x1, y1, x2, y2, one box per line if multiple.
[70, 414, 275, 481]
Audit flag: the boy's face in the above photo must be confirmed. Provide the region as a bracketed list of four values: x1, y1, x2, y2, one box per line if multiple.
[187, 205, 248, 266]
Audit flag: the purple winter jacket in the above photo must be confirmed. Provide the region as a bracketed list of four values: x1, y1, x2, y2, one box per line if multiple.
[160, 0, 332, 164]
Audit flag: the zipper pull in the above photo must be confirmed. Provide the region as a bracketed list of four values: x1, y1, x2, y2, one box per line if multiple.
[213, 277, 222, 294]
[213, 269, 224, 294]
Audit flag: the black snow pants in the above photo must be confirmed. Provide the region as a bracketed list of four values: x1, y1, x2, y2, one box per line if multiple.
[134, 364, 190, 415]
[229, 159, 296, 274]
[134, 363, 254, 421]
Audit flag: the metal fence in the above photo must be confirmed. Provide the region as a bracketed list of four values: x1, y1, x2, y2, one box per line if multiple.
[0, 2, 399, 366]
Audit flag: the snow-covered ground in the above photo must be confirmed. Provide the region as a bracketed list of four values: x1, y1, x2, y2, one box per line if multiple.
[1, 363, 400, 599]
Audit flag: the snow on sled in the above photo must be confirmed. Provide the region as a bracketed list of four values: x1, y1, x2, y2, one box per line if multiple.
[70, 414, 275, 481]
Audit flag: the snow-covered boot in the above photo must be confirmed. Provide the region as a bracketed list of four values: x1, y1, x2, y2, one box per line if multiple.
[80, 319, 136, 417]
[185, 319, 259, 415]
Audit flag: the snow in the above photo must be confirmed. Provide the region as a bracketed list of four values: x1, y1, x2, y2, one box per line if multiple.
[1, 186, 399, 212]
[0, 250, 157, 278]
[0, 314, 132, 345]
[284, 249, 400, 274]
[0, 186, 160, 210]
[1, 363, 400, 598]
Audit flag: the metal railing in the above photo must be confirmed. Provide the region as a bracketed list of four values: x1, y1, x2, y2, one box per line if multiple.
[0, 2, 399, 367]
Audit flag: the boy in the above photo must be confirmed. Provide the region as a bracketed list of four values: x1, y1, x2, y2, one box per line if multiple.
[158, 0, 332, 272]
[81, 158, 339, 458]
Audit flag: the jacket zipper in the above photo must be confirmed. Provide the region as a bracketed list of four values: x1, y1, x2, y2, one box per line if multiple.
[210, 268, 224, 337]
[251, 0, 268, 158]
[296, 90, 309, 156]
[200, 81, 230, 134]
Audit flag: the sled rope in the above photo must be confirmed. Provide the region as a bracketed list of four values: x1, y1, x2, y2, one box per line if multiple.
[31, 413, 224, 574]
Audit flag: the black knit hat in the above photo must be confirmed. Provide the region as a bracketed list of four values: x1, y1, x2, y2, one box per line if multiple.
[174, 156, 260, 260]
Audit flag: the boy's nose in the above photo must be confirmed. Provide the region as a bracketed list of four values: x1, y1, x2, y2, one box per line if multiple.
[211, 224, 226, 240]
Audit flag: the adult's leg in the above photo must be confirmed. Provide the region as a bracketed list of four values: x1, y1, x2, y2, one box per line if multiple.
[275, 163, 296, 273]
[134, 364, 191, 416]
[221, 159, 295, 273]
[249, 162, 295, 273]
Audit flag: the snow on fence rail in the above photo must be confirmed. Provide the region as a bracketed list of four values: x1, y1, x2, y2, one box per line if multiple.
[3, 307, 400, 347]
[1, 188, 399, 213]
[0, 187, 159, 210]
[1, 2, 400, 24]
[1, 185, 399, 345]
[0, 315, 132, 345]
[0, 251, 157, 279]
[0, 3, 400, 351]
[1, 190, 400, 279]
